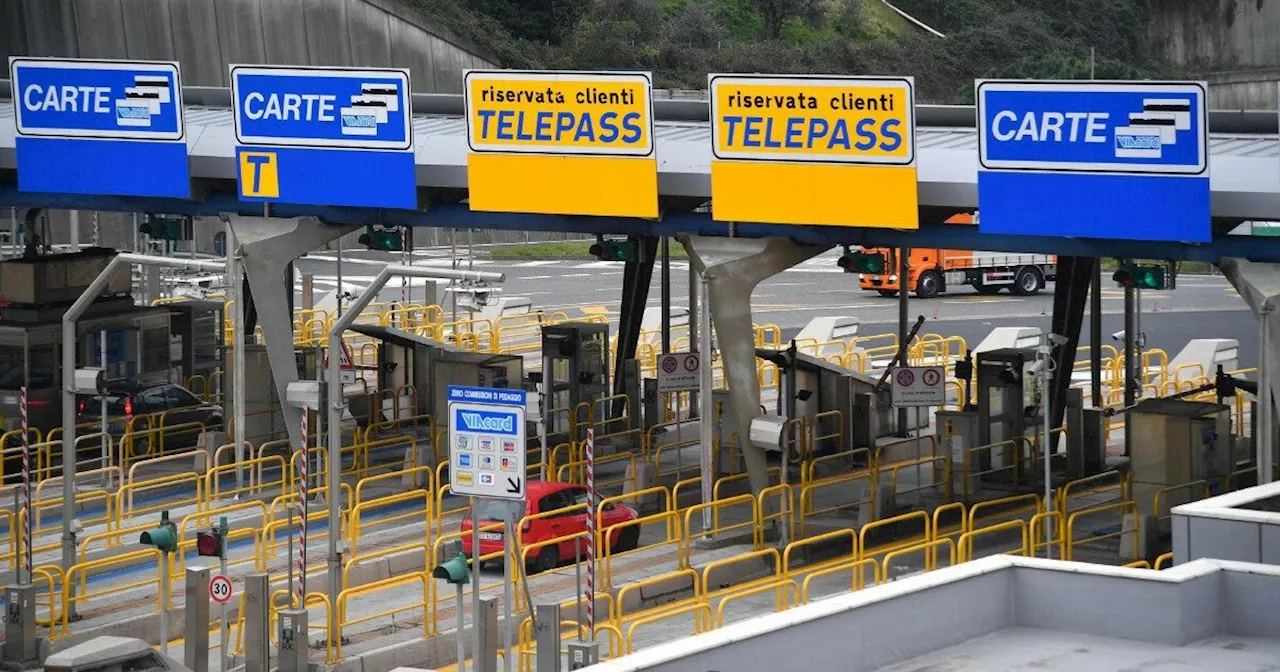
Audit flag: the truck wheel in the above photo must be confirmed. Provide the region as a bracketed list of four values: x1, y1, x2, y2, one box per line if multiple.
[877, 290, 898, 298]
[915, 271, 943, 299]
[1012, 267, 1043, 296]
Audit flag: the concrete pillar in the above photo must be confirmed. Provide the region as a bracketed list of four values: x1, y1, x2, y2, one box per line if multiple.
[681, 235, 831, 497]
[477, 596, 498, 672]
[184, 566, 211, 672]
[535, 603, 561, 672]
[224, 216, 358, 450]
[243, 573, 270, 672]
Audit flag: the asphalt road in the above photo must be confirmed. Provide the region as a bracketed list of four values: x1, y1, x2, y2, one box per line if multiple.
[294, 247, 1256, 369]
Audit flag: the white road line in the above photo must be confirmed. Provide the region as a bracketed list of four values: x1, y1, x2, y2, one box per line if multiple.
[513, 260, 562, 267]
[561, 273, 591, 278]
[521, 275, 553, 280]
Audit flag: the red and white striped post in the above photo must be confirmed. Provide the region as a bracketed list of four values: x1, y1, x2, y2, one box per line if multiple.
[297, 410, 308, 601]
[20, 386, 31, 580]
[584, 427, 596, 639]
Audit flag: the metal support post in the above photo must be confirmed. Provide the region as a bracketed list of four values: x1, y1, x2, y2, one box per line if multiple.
[502, 503, 514, 672]
[184, 566, 211, 672]
[8, 207, 16, 258]
[661, 237, 671, 355]
[3, 585, 39, 664]
[69, 210, 80, 250]
[243, 573, 270, 672]
[1260, 304, 1274, 485]
[781, 340, 797, 547]
[1123, 284, 1136, 456]
[689, 262, 698, 415]
[897, 247, 910, 436]
[1041, 342, 1054, 556]
[229, 225, 246, 492]
[535, 603, 562, 672]
[219, 541, 230, 672]
[455, 581, 468, 672]
[477, 596, 498, 672]
[1090, 261, 1103, 408]
[99, 330, 109, 482]
[277, 609, 308, 672]
[471, 503, 483, 672]
[160, 552, 171, 654]
[698, 274, 714, 533]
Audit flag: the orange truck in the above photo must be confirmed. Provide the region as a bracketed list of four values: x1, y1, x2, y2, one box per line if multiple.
[856, 215, 1057, 298]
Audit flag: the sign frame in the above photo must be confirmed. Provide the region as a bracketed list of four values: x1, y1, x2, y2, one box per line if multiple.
[463, 69, 656, 158]
[890, 366, 945, 407]
[975, 79, 1208, 177]
[447, 385, 528, 500]
[209, 574, 233, 604]
[229, 64, 413, 151]
[708, 73, 916, 166]
[656, 352, 700, 393]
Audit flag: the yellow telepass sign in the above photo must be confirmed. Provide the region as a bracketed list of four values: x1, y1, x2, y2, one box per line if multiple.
[709, 74, 919, 228]
[464, 70, 658, 218]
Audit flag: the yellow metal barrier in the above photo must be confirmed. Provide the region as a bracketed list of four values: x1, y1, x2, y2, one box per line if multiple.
[968, 493, 1041, 532]
[343, 542, 429, 591]
[860, 510, 932, 560]
[613, 568, 702, 628]
[804, 447, 872, 484]
[714, 578, 798, 627]
[600, 510, 682, 591]
[62, 549, 165, 635]
[623, 601, 714, 654]
[800, 557, 882, 603]
[1064, 500, 1139, 562]
[1155, 551, 1174, 570]
[959, 440, 1021, 501]
[701, 548, 780, 599]
[1124, 560, 1152, 569]
[354, 465, 435, 506]
[681, 494, 760, 563]
[1153, 480, 1209, 534]
[756, 482, 794, 544]
[118, 472, 204, 520]
[957, 519, 1029, 562]
[888, 455, 951, 506]
[799, 471, 875, 537]
[1030, 511, 1066, 559]
[205, 455, 287, 502]
[781, 528, 857, 578]
[932, 501, 968, 542]
[335, 571, 429, 661]
[1059, 470, 1130, 515]
[882, 538, 956, 579]
[349, 489, 431, 556]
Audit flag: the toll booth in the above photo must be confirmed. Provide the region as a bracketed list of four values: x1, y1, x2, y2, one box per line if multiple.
[0, 250, 172, 436]
[542, 322, 610, 445]
[164, 299, 224, 388]
[347, 324, 524, 428]
[975, 348, 1042, 446]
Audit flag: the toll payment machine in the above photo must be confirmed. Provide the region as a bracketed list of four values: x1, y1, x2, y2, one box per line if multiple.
[975, 348, 1043, 446]
[541, 322, 610, 445]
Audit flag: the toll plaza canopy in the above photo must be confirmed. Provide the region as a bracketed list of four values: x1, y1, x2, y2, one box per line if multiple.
[2, 81, 1279, 262]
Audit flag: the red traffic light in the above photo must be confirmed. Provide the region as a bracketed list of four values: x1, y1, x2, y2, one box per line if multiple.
[196, 530, 224, 558]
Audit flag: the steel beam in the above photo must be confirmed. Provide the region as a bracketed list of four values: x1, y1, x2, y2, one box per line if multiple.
[1048, 257, 1096, 443]
[613, 235, 658, 410]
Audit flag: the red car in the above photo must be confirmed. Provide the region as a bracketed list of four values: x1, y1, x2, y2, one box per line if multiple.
[460, 481, 640, 573]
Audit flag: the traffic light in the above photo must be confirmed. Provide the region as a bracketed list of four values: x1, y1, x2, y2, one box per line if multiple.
[1113, 264, 1165, 290]
[588, 238, 633, 262]
[432, 543, 471, 585]
[837, 251, 887, 274]
[196, 527, 225, 558]
[139, 215, 190, 242]
[139, 511, 178, 553]
[359, 226, 403, 252]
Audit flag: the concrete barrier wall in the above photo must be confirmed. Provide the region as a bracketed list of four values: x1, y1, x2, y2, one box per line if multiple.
[587, 556, 1280, 672]
[0, 0, 497, 93]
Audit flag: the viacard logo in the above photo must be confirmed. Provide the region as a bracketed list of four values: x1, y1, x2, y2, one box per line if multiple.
[114, 75, 173, 129]
[458, 410, 516, 433]
[340, 82, 400, 137]
[1113, 98, 1191, 160]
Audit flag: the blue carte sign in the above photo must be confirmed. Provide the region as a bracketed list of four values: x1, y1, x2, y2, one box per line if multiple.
[9, 57, 190, 198]
[230, 65, 416, 209]
[976, 80, 1210, 243]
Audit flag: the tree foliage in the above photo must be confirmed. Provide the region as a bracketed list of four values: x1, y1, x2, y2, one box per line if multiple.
[407, 0, 1174, 102]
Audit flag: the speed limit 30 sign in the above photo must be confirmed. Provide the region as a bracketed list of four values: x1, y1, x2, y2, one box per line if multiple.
[890, 366, 944, 407]
[209, 574, 233, 604]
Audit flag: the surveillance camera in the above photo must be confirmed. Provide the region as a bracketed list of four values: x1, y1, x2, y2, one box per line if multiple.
[1047, 333, 1069, 347]
[1111, 330, 1126, 342]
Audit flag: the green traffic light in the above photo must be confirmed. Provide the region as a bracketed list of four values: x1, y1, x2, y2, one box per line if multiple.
[432, 554, 471, 585]
[862, 254, 885, 274]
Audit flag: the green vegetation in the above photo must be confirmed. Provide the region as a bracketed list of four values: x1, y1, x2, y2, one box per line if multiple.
[402, 0, 1169, 102]
[485, 240, 688, 259]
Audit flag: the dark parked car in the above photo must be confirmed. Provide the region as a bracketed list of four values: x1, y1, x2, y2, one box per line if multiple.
[77, 381, 223, 451]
